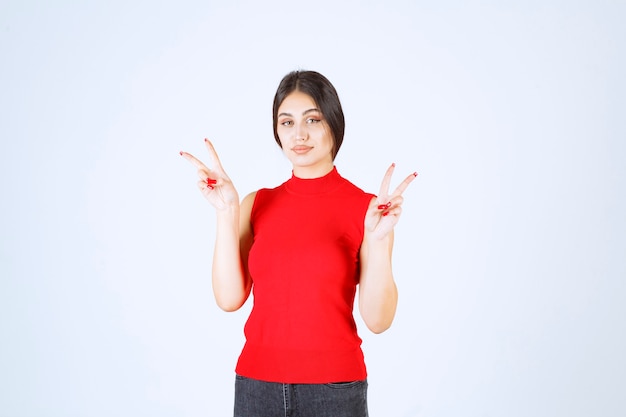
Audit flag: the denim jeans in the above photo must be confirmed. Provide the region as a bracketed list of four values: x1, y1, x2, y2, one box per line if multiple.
[234, 374, 369, 417]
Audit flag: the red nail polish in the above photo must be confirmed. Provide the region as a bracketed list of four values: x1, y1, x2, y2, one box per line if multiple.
[413, 172, 418, 177]
[382, 211, 389, 217]
[206, 178, 217, 185]
[377, 204, 387, 210]
[208, 185, 214, 190]
[179, 151, 183, 155]
[392, 162, 396, 167]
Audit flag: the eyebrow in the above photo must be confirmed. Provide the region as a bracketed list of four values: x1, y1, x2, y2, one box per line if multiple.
[278, 108, 320, 118]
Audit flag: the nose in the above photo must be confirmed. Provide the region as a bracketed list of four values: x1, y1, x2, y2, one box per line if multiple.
[295, 123, 308, 142]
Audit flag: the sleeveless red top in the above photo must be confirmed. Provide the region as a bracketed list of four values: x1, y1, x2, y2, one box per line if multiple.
[235, 167, 375, 383]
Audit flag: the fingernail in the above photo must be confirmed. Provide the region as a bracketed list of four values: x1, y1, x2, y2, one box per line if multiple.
[413, 172, 418, 177]
[377, 204, 387, 210]
[204, 138, 208, 142]
[208, 185, 214, 190]
[382, 211, 389, 217]
[179, 151, 183, 156]
[206, 178, 217, 185]
[392, 162, 396, 167]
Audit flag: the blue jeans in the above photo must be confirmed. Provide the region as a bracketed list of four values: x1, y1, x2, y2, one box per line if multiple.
[234, 375, 369, 417]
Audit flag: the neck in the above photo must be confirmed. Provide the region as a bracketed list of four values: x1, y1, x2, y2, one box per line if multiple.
[292, 162, 334, 179]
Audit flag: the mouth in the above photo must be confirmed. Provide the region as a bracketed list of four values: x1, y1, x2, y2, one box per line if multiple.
[292, 145, 313, 154]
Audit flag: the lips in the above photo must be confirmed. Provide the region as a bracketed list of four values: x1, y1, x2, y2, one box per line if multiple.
[292, 145, 313, 154]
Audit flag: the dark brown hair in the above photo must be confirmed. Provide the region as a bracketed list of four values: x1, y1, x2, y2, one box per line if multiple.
[272, 70, 345, 160]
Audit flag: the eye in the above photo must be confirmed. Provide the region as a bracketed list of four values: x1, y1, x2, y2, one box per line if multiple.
[306, 117, 321, 124]
[280, 120, 293, 126]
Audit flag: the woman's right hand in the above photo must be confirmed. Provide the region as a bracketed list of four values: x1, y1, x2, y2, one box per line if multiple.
[180, 139, 239, 211]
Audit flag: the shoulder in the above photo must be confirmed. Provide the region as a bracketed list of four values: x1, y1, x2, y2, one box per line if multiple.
[334, 168, 369, 191]
[251, 180, 288, 204]
[336, 173, 376, 201]
[241, 191, 258, 206]
[243, 186, 282, 220]
[333, 175, 376, 218]
[240, 191, 258, 219]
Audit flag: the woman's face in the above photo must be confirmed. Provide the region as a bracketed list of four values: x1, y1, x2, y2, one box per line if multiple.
[276, 90, 334, 178]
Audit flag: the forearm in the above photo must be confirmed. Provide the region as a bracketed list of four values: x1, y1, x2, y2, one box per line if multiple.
[358, 232, 398, 333]
[212, 206, 250, 311]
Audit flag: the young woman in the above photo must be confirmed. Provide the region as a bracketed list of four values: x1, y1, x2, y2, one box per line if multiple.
[181, 70, 416, 417]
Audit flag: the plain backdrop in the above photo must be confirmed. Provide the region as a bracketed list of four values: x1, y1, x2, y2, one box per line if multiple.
[1, 1, 625, 416]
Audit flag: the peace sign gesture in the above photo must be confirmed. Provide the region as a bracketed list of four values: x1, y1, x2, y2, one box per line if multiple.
[180, 139, 239, 211]
[364, 163, 418, 240]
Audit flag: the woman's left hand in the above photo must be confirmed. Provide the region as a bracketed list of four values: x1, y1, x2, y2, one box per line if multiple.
[364, 164, 417, 240]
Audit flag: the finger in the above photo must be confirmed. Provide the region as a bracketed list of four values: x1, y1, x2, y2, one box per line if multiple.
[196, 168, 212, 181]
[389, 171, 418, 198]
[383, 206, 403, 218]
[378, 196, 404, 213]
[197, 179, 215, 191]
[378, 163, 396, 202]
[197, 173, 219, 191]
[203, 139, 226, 173]
[384, 196, 404, 210]
[180, 150, 209, 171]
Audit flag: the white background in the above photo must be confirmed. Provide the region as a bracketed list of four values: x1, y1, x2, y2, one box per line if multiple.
[1, 1, 624, 416]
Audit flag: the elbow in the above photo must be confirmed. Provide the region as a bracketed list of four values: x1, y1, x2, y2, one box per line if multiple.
[360, 297, 397, 334]
[217, 301, 243, 312]
[212, 278, 251, 312]
[359, 286, 398, 334]
[361, 304, 396, 333]
[214, 293, 247, 312]
[364, 318, 394, 334]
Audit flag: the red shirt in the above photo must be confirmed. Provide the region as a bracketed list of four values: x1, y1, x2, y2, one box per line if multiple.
[235, 167, 375, 383]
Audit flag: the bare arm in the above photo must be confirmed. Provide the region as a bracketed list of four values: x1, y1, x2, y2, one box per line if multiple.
[181, 139, 253, 312]
[359, 225, 397, 334]
[211, 192, 255, 311]
[359, 164, 417, 333]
